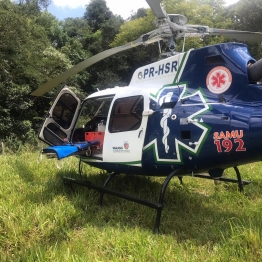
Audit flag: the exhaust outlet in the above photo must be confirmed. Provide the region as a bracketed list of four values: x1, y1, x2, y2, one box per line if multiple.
[248, 58, 262, 82]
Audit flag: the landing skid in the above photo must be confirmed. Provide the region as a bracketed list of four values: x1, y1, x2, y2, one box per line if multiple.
[63, 168, 183, 233]
[179, 166, 250, 192]
[63, 165, 250, 233]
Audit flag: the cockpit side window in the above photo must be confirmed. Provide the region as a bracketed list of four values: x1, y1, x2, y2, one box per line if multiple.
[109, 96, 144, 133]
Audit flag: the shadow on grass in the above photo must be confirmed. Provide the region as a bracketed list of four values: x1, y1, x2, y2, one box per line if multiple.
[13, 158, 262, 246]
[13, 158, 38, 184]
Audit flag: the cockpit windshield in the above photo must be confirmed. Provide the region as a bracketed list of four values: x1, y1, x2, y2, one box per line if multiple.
[80, 96, 113, 124]
[72, 95, 114, 142]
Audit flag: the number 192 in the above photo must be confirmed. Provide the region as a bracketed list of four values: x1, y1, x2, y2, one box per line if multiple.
[214, 139, 246, 153]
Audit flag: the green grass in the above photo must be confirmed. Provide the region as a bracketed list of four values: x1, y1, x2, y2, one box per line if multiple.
[0, 150, 262, 261]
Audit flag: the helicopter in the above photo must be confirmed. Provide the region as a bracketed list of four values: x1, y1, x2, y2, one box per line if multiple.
[31, 0, 262, 233]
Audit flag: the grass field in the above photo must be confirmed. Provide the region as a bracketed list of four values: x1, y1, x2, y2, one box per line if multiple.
[0, 150, 262, 261]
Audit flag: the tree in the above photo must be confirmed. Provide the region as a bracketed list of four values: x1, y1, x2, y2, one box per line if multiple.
[129, 8, 147, 20]
[35, 11, 68, 48]
[225, 0, 262, 59]
[111, 9, 159, 83]
[229, 0, 262, 32]
[77, 0, 125, 92]
[14, 0, 51, 16]
[0, 1, 74, 141]
[84, 0, 113, 32]
[0, 7, 46, 140]
[1, 0, 261, 146]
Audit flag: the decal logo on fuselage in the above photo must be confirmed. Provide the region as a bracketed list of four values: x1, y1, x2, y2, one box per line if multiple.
[143, 82, 212, 164]
[213, 130, 246, 153]
[112, 142, 130, 153]
[206, 66, 232, 94]
[141, 61, 178, 79]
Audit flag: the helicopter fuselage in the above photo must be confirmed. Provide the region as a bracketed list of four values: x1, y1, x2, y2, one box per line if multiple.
[40, 42, 262, 177]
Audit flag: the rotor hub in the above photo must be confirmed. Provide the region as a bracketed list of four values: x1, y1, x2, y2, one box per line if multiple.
[168, 14, 188, 26]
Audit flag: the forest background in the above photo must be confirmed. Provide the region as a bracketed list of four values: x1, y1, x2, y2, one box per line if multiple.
[1, 0, 262, 150]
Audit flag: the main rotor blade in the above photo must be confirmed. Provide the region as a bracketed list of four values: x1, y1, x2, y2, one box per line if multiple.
[146, 0, 166, 19]
[31, 38, 143, 96]
[208, 28, 262, 42]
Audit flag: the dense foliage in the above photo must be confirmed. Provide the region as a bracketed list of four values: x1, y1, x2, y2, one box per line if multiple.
[0, 0, 262, 144]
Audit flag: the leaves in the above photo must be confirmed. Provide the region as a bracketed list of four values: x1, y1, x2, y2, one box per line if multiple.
[0, 0, 262, 142]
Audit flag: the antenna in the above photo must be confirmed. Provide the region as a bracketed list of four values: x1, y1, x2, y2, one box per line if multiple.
[182, 36, 186, 53]
[158, 40, 162, 54]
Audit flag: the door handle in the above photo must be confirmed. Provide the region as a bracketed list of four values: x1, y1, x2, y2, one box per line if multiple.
[138, 130, 143, 138]
[142, 110, 154, 116]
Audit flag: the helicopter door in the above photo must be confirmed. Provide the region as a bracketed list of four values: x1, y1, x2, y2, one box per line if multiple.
[39, 87, 81, 145]
[103, 94, 149, 165]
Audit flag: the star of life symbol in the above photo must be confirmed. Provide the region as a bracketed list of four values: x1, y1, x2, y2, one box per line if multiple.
[144, 83, 211, 164]
[206, 66, 232, 94]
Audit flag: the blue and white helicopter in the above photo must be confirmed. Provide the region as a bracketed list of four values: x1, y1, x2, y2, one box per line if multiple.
[31, 0, 262, 232]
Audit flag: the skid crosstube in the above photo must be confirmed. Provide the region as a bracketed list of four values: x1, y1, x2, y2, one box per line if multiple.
[63, 166, 250, 233]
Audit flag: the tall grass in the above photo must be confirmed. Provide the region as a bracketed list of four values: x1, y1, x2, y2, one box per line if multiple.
[0, 148, 262, 261]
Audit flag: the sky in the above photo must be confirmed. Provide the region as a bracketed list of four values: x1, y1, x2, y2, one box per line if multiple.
[48, 0, 240, 21]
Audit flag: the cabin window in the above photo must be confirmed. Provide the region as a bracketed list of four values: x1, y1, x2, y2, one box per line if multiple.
[52, 93, 78, 129]
[109, 96, 144, 133]
[43, 123, 67, 145]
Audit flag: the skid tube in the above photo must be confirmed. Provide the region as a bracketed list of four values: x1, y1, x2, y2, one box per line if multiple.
[63, 168, 183, 233]
[189, 166, 250, 192]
